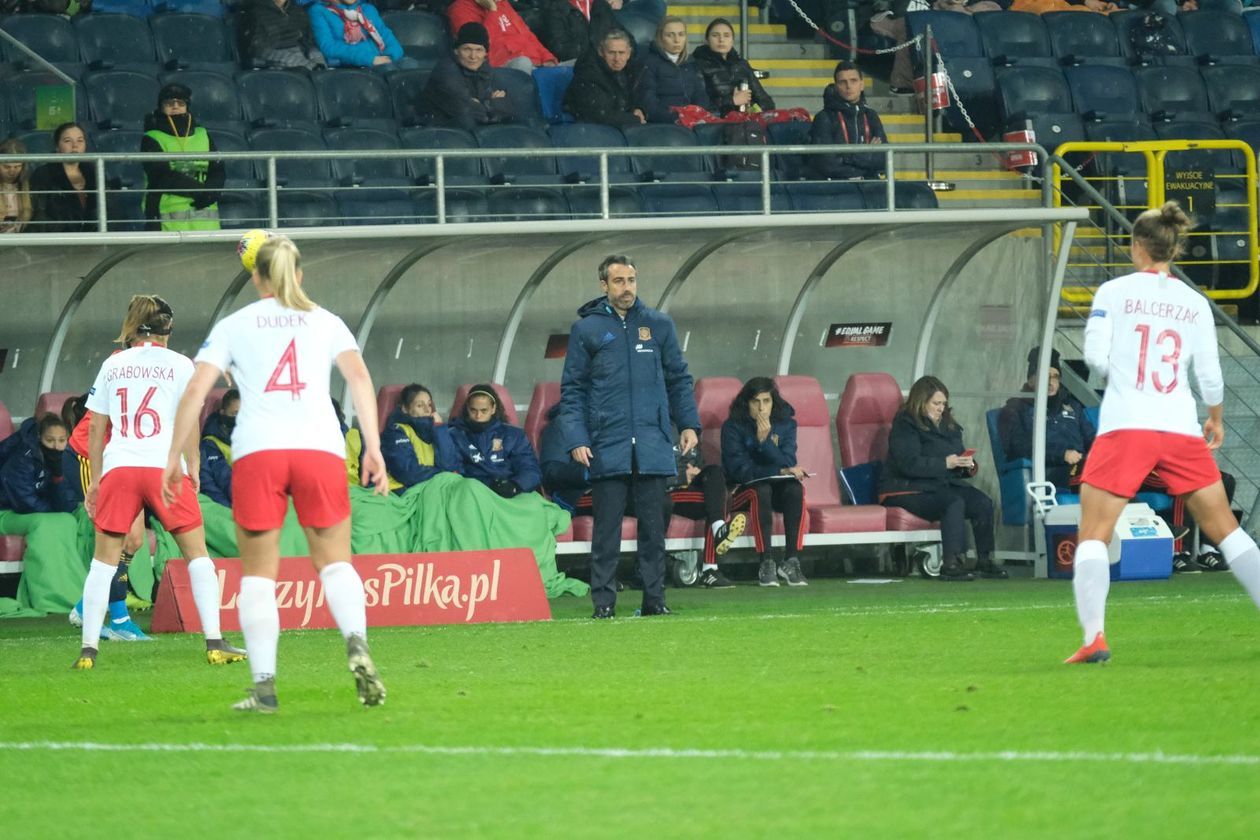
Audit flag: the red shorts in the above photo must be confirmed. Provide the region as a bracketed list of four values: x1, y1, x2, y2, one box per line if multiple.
[1081, 430, 1221, 498]
[232, 450, 350, 531]
[95, 467, 202, 536]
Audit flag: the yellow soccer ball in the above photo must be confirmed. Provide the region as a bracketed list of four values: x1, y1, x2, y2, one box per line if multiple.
[237, 228, 270, 273]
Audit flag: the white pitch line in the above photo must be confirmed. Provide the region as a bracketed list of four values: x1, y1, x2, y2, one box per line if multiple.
[1, 741, 1257, 767]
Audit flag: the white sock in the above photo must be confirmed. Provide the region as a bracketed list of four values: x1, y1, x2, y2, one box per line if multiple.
[1218, 528, 1260, 609]
[702, 563, 718, 571]
[710, 520, 724, 536]
[238, 576, 279, 682]
[81, 559, 115, 649]
[1072, 539, 1111, 645]
[186, 556, 222, 641]
[320, 561, 367, 641]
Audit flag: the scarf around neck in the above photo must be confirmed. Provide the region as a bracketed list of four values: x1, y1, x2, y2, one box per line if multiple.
[322, 1, 386, 52]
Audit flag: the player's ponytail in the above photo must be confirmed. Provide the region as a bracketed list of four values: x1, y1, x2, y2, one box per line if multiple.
[256, 235, 315, 312]
[1132, 200, 1194, 264]
[115, 294, 173, 346]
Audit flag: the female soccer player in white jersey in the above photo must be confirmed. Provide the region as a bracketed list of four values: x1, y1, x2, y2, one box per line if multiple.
[1066, 201, 1260, 664]
[73, 295, 246, 669]
[163, 234, 390, 712]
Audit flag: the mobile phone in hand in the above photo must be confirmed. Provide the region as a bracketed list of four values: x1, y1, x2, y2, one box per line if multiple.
[961, 448, 976, 458]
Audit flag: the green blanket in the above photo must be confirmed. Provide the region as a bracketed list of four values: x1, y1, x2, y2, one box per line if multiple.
[0, 473, 583, 618]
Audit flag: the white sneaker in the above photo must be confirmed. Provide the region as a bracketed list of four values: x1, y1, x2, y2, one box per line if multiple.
[68, 605, 83, 628]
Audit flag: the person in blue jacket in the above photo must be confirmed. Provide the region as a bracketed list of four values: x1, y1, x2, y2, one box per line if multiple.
[558, 254, 701, 619]
[381, 383, 460, 493]
[448, 384, 540, 498]
[199, 388, 239, 508]
[0, 414, 83, 514]
[308, 0, 411, 70]
[721, 377, 809, 588]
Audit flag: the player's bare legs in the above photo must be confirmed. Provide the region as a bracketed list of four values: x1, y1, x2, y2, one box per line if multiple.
[305, 518, 385, 707]
[170, 526, 246, 664]
[72, 529, 125, 669]
[1065, 484, 1131, 664]
[232, 527, 282, 711]
[1183, 481, 1260, 608]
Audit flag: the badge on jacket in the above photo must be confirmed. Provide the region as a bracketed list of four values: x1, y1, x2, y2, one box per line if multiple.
[492, 438, 503, 452]
[638, 327, 651, 341]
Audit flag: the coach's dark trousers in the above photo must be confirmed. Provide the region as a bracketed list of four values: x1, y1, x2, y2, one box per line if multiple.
[883, 485, 995, 559]
[590, 469, 668, 611]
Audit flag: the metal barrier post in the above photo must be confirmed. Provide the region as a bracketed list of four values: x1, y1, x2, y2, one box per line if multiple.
[739, 0, 749, 63]
[436, 156, 446, 223]
[762, 149, 772, 214]
[599, 153, 610, 220]
[885, 149, 896, 211]
[923, 25, 935, 184]
[266, 157, 278, 228]
[95, 156, 108, 232]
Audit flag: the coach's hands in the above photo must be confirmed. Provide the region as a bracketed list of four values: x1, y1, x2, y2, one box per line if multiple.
[361, 446, 390, 496]
[679, 428, 698, 456]
[571, 446, 593, 467]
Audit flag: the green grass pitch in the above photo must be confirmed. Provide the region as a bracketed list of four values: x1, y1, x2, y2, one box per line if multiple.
[2, 574, 1258, 837]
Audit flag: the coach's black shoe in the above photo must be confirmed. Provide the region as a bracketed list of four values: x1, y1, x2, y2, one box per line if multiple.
[1173, 552, 1205, 574]
[1198, 550, 1229, 572]
[698, 567, 735, 589]
[940, 555, 975, 581]
[639, 604, 672, 616]
[975, 554, 1008, 579]
[592, 605, 615, 619]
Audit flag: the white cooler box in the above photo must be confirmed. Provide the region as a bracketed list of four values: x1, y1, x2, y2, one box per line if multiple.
[1040, 503, 1173, 580]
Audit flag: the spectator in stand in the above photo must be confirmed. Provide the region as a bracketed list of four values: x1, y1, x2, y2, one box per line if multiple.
[691, 18, 774, 117]
[200, 388, 239, 508]
[421, 23, 519, 130]
[239, 0, 327, 71]
[381, 382, 460, 493]
[447, 0, 558, 73]
[0, 138, 32, 234]
[447, 384, 540, 498]
[1010, 0, 1118, 12]
[880, 375, 1004, 581]
[637, 15, 712, 124]
[808, 60, 888, 181]
[141, 83, 225, 232]
[721, 377, 808, 588]
[29, 123, 97, 234]
[309, 0, 412, 70]
[0, 414, 82, 514]
[564, 29, 645, 127]
[536, 0, 620, 64]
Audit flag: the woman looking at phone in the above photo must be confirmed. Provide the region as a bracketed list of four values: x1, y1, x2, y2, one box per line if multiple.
[879, 375, 1004, 581]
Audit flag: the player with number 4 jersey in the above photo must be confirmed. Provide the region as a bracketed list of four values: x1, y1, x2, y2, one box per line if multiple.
[1065, 202, 1260, 665]
[72, 295, 246, 671]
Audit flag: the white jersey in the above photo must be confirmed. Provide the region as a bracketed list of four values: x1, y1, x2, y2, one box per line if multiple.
[1083, 270, 1224, 437]
[195, 298, 357, 461]
[85, 343, 195, 475]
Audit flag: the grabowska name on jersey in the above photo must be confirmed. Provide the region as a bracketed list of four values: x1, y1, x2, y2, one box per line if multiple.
[105, 365, 176, 384]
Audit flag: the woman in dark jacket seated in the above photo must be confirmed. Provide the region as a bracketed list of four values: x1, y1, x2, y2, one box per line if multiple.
[29, 122, 97, 233]
[447, 384, 541, 498]
[0, 414, 82, 514]
[421, 23, 518, 131]
[721, 376, 808, 588]
[636, 15, 712, 124]
[690, 17, 774, 116]
[381, 383, 460, 493]
[881, 375, 1004, 581]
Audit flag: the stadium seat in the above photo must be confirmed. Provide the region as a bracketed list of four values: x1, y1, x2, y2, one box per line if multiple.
[276, 190, 336, 227]
[1082, 118, 1155, 211]
[712, 182, 793, 215]
[565, 186, 644, 218]
[490, 67, 546, 128]
[906, 11, 985, 60]
[765, 119, 812, 181]
[1063, 64, 1140, 121]
[248, 127, 331, 186]
[237, 69, 320, 129]
[1225, 119, 1260, 165]
[375, 385, 405, 432]
[153, 0, 227, 15]
[398, 126, 484, 185]
[785, 181, 865, 213]
[985, 407, 1035, 526]
[488, 186, 570, 221]
[450, 383, 519, 425]
[857, 181, 940, 210]
[1179, 10, 1254, 64]
[1152, 120, 1237, 175]
[975, 11, 1054, 66]
[694, 376, 741, 468]
[638, 183, 717, 216]
[336, 190, 418, 225]
[623, 123, 709, 181]
[92, 129, 146, 191]
[209, 126, 256, 187]
[323, 126, 407, 184]
[1024, 112, 1087, 159]
[614, 9, 656, 51]
[150, 13, 236, 70]
[217, 189, 265, 229]
[533, 65, 575, 124]
[995, 65, 1072, 128]
[774, 375, 887, 534]
[523, 382, 560, 454]
[0, 535, 27, 566]
[1206, 200, 1254, 290]
[312, 69, 395, 131]
[382, 68, 428, 127]
[90, 0, 152, 15]
[0, 400, 14, 440]
[1043, 11, 1124, 65]
[1201, 65, 1260, 121]
[159, 69, 242, 127]
[15, 131, 54, 157]
[84, 70, 161, 130]
[0, 14, 80, 67]
[835, 372, 900, 470]
[381, 10, 451, 63]
[475, 124, 559, 185]
[1199, 0, 1243, 11]
[1250, 9, 1260, 57]
[549, 122, 633, 183]
[413, 187, 490, 223]
[75, 13, 158, 69]
[1112, 10, 1191, 66]
[4, 71, 86, 131]
[1134, 65, 1211, 121]
[34, 391, 76, 420]
[936, 57, 1000, 139]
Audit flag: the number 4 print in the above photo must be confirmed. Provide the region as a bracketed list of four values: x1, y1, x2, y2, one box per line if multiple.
[265, 339, 307, 399]
[1134, 323, 1181, 394]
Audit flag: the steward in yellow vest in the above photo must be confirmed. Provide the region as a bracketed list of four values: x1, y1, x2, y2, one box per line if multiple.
[142, 83, 225, 231]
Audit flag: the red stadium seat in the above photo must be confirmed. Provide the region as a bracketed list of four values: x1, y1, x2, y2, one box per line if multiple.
[0, 535, 25, 563]
[572, 516, 637, 541]
[693, 376, 742, 468]
[772, 375, 887, 534]
[450, 383, 519, 426]
[34, 391, 77, 421]
[523, 381, 560, 454]
[0, 400, 13, 440]
[376, 384, 405, 432]
[198, 387, 227, 430]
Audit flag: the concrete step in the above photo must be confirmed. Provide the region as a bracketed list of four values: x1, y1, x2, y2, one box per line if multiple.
[746, 42, 830, 60]
[685, 22, 786, 38]
[751, 59, 843, 70]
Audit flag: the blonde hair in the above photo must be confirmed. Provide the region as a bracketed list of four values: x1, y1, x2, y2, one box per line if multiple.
[655, 16, 689, 62]
[1132, 200, 1194, 264]
[115, 294, 173, 346]
[0, 137, 33, 229]
[255, 234, 314, 312]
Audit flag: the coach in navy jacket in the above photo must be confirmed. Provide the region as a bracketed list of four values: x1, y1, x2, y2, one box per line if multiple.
[558, 254, 700, 618]
[0, 416, 82, 514]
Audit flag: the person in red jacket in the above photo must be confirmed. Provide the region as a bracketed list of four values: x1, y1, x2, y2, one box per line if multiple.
[447, 0, 559, 72]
